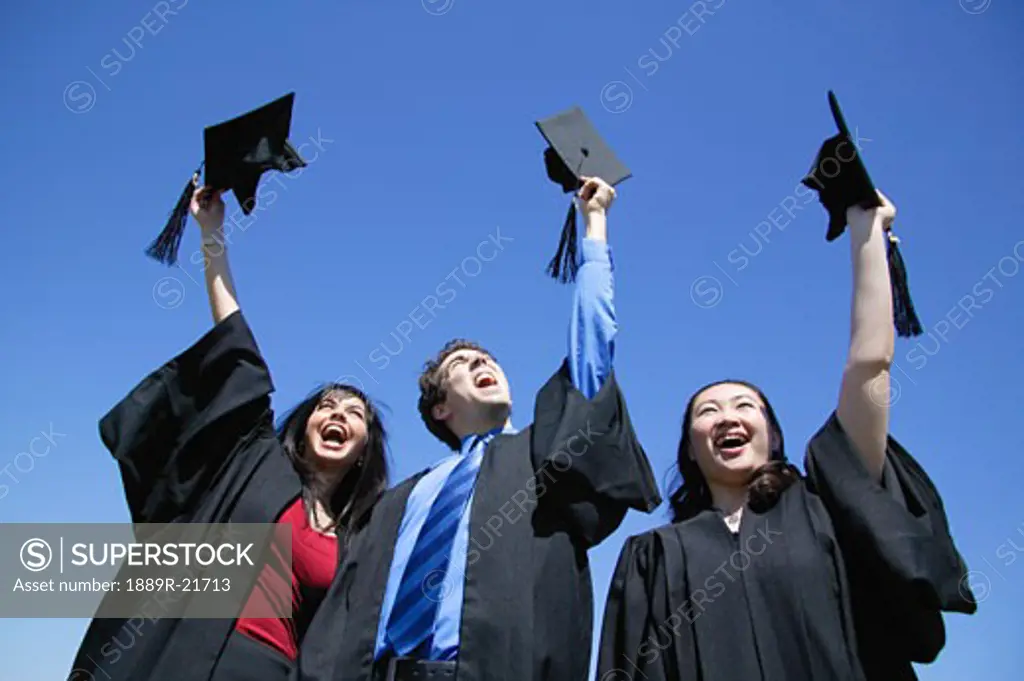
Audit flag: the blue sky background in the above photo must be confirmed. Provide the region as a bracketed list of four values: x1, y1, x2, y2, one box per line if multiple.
[1, 1, 1021, 678]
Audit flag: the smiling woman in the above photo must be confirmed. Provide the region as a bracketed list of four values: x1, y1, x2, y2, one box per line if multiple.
[597, 191, 977, 681]
[67, 185, 390, 681]
[671, 379, 798, 529]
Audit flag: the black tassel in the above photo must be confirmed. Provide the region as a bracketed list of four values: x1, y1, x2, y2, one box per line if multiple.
[886, 231, 923, 338]
[145, 166, 202, 266]
[546, 200, 579, 283]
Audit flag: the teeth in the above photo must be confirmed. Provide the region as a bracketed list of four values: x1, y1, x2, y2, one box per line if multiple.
[716, 433, 748, 447]
[322, 425, 346, 443]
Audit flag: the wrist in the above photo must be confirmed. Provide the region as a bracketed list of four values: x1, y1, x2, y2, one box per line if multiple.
[847, 211, 884, 234]
[200, 224, 224, 240]
[199, 218, 224, 233]
[583, 211, 607, 242]
[201, 231, 227, 256]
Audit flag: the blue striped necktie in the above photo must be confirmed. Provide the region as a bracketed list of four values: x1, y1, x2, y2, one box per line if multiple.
[384, 436, 486, 656]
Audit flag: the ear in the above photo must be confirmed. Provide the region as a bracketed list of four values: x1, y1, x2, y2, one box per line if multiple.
[432, 401, 450, 423]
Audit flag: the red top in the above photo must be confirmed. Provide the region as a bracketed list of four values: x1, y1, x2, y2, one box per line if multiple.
[235, 497, 338, 660]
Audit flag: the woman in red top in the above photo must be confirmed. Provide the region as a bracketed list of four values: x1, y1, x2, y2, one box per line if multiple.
[68, 186, 389, 681]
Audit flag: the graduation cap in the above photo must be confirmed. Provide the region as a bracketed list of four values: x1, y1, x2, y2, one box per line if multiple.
[535, 106, 631, 283]
[801, 91, 922, 338]
[146, 92, 307, 265]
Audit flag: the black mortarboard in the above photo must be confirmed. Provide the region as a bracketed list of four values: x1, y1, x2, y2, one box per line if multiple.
[146, 92, 307, 265]
[535, 106, 631, 283]
[801, 91, 922, 337]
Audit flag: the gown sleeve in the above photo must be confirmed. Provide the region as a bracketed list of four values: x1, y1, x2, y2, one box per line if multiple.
[98, 310, 274, 524]
[530, 360, 662, 548]
[597, 533, 673, 681]
[803, 412, 977, 668]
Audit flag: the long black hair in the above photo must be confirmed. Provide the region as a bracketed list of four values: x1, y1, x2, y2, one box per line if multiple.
[667, 379, 800, 523]
[275, 383, 389, 548]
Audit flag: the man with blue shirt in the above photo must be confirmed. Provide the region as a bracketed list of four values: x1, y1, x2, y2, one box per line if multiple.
[298, 176, 661, 681]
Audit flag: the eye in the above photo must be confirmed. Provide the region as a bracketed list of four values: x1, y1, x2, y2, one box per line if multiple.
[736, 401, 757, 410]
[695, 404, 717, 417]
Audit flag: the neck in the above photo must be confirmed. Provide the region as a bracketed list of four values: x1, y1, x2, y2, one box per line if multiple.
[706, 481, 748, 517]
[450, 406, 511, 444]
[305, 464, 353, 532]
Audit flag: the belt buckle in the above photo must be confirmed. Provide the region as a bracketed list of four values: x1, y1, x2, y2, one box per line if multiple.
[384, 656, 415, 681]
[385, 657, 456, 681]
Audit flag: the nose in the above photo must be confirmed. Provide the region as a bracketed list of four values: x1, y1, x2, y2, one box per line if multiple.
[470, 355, 489, 371]
[327, 408, 348, 424]
[714, 412, 741, 431]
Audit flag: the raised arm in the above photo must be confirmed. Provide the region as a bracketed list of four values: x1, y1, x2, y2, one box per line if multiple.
[191, 187, 241, 325]
[568, 176, 618, 399]
[835, 190, 897, 481]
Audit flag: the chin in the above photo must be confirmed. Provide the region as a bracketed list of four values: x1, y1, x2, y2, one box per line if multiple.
[714, 450, 768, 478]
[487, 396, 512, 409]
[474, 391, 511, 410]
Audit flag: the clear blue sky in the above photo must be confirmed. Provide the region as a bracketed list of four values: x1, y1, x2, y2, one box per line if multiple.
[1, 1, 1020, 678]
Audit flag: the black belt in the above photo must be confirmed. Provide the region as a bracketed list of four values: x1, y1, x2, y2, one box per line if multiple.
[379, 657, 457, 681]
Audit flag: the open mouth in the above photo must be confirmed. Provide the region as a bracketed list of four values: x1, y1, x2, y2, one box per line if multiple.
[320, 423, 349, 449]
[713, 431, 750, 454]
[474, 372, 498, 389]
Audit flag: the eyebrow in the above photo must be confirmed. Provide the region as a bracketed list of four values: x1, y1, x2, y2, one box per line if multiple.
[321, 394, 365, 408]
[442, 351, 477, 372]
[696, 394, 761, 408]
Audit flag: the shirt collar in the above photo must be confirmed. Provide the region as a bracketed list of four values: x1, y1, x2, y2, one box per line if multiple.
[459, 423, 517, 455]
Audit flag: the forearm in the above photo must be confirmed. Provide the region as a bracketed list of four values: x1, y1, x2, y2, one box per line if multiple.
[847, 215, 894, 369]
[836, 213, 893, 480]
[584, 210, 607, 243]
[568, 209, 616, 399]
[201, 232, 241, 325]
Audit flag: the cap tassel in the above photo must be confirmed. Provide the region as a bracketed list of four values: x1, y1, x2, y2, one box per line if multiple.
[886, 230, 923, 338]
[546, 199, 579, 283]
[145, 165, 202, 266]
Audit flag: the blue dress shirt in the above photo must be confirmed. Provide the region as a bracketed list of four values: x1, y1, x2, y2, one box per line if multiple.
[374, 237, 617, 660]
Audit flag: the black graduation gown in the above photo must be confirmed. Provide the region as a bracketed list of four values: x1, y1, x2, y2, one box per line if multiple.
[296, 360, 662, 681]
[596, 412, 977, 681]
[67, 311, 305, 681]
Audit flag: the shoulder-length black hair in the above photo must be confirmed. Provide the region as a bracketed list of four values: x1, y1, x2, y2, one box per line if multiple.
[667, 379, 800, 523]
[275, 383, 389, 548]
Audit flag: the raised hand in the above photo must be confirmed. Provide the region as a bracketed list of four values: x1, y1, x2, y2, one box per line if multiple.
[190, 186, 225, 235]
[578, 176, 616, 216]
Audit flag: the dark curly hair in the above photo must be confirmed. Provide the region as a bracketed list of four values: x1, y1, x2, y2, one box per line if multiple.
[667, 379, 801, 523]
[417, 338, 496, 450]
